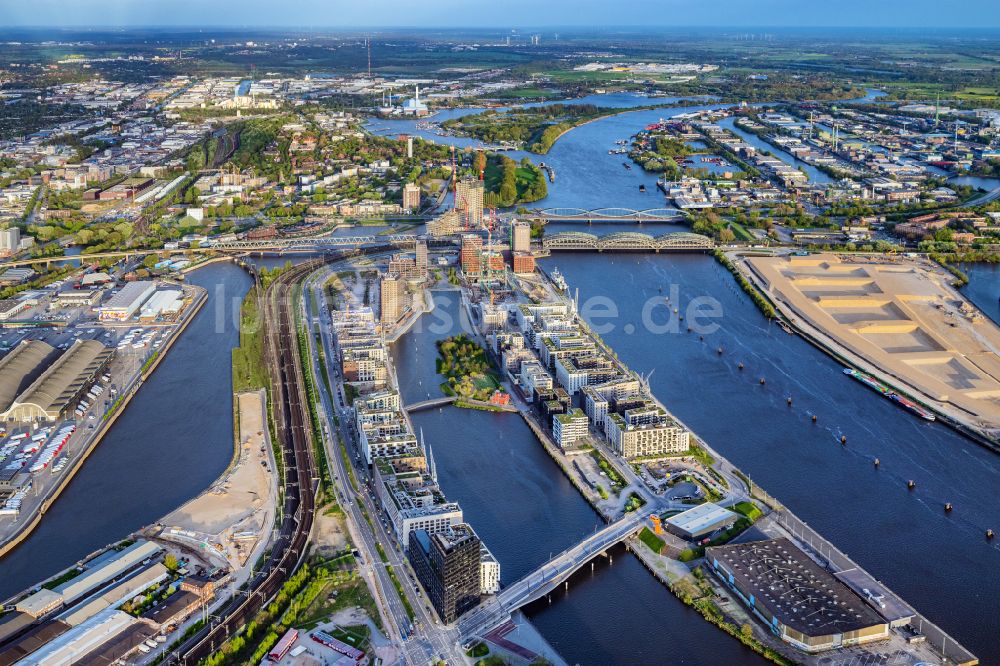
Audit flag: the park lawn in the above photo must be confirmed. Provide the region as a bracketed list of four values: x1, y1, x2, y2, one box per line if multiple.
[638, 527, 666, 554]
[473, 373, 502, 392]
[727, 221, 754, 242]
[483, 155, 547, 205]
[499, 87, 564, 99]
[298, 576, 383, 633]
[732, 501, 763, 522]
[544, 69, 633, 83]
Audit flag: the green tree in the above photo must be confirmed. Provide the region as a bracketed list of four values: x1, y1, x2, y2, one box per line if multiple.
[164, 553, 179, 571]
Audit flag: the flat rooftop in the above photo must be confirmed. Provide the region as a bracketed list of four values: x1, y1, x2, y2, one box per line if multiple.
[707, 538, 886, 638]
[665, 502, 738, 536]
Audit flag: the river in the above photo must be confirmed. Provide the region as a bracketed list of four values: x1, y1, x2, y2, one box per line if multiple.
[0, 262, 251, 600]
[4, 91, 998, 663]
[544, 252, 1000, 663]
[390, 291, 768, 665]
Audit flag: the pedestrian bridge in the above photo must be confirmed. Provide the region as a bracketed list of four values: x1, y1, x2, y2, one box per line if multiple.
[458, 505, 654, 639]
[531, 207, 687, 223]
[403, 396, 457, 412]
[543, 231, 715, 252]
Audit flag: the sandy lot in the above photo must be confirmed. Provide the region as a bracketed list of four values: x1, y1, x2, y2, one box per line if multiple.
[160, 390, 277, 567]
[745, 253, 1000, 436]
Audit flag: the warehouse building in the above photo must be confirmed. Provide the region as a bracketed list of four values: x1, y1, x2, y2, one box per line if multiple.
[12, 541, 162, 625]
[0, 298, 30, 320]
[59, 563, 169, 627]
[1, 340, 112, 422]
[0, 620, 71, 664]
[98, 281, 155, 321]
[15, 588, 64, 618]
[706, 538, 889, 653]
[14, 608, 137, 666]
[664, 502, 739, 540]
[0, 340, 58, 416]
[54, 289, 102, 308]
[141, 589, 202, 629]
[139, 289, 184, 321]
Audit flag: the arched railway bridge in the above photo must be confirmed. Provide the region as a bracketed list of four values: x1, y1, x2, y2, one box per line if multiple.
[542, 231, 715, 252]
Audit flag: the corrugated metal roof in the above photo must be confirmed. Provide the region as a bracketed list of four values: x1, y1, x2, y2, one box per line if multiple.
[57, 540, 161, 603]
[2, 340, 112, 421]
[0, 341, 56, 413]
[15, 609, 135, 666]
[61, 564, 168, 627]
[102, 281, 154, 311]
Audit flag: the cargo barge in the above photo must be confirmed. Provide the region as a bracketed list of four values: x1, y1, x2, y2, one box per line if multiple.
[843, 368, 936, 421]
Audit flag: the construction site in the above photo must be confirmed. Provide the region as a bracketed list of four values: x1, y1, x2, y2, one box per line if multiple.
[150, 390, 278, 574]
[743, 253, 1000, 442]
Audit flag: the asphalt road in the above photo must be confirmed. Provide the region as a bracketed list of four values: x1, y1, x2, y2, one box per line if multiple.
[303, 265, 466, 665]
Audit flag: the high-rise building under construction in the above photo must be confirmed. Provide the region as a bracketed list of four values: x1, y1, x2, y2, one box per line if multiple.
[455, 177, 484, 229]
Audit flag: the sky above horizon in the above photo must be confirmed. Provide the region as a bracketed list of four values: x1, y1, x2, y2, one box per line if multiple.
[2, 0, 999, 29]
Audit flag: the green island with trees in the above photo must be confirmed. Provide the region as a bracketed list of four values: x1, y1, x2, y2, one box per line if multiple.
[442, 103, 664, 154]
[481, 152, 548, 207]
[435, 334, 502, 401]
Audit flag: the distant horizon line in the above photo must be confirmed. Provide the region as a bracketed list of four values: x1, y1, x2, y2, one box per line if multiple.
[2, 24, 1000, 32]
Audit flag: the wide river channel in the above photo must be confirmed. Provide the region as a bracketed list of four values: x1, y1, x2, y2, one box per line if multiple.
[2, 94, 999, 664]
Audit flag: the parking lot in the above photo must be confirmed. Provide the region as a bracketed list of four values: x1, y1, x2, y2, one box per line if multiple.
[0, 283, 196, 541]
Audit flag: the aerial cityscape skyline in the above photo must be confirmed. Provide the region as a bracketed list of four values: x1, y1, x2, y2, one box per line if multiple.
[0, 13, 998, 666]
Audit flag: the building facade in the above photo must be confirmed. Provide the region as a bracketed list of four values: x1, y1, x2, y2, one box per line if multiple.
[402, 182, 421, 212]
[380, 273, 406, 325]
[510, 220, 531, 253]
[408, 524, 482, 624]
[455, 178, 484, 228]
[553, 408, 589, 448]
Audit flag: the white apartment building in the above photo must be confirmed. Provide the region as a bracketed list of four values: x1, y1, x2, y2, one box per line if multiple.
[605, 411, 690, 459]
[553, 408, 589, 448]
[583, 387, 609, 428]
[480, 544, 501, 595]
[520, 361, 553, 400]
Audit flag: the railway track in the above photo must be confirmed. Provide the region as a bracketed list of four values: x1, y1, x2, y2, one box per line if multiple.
[168, 260, 321, 664]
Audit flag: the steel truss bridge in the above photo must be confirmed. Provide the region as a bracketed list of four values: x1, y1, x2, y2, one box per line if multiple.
[529, 207, 687, 223]
[543, 231, 715, 252]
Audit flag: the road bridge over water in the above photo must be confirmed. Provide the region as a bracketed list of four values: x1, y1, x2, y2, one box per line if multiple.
[0, 234, 439, 268]
[543, 231, 715, 252]
[458, 505, 654, 640]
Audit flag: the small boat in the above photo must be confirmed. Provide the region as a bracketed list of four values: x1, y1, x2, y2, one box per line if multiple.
[639, 184, 646, 192]
[622, 162, 632, 170]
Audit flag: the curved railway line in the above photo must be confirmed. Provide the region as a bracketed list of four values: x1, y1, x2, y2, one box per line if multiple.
[167, 260, 321, 664]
